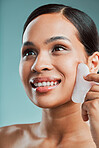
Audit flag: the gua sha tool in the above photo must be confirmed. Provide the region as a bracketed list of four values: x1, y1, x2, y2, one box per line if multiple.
[72, 63, 93, 103]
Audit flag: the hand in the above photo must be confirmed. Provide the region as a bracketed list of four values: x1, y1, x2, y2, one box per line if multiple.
[82, 73, 99, 147]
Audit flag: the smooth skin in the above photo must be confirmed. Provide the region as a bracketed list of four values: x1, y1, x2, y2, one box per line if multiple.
[0, 13, 99, 148]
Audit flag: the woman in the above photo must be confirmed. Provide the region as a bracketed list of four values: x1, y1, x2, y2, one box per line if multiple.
[0, 4, 99, 148]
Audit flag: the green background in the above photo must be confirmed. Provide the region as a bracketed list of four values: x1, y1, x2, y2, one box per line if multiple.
[0, 0, 99, 127]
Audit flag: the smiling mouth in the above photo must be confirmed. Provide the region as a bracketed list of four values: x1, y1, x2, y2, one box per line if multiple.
[30, 79, 61, 89]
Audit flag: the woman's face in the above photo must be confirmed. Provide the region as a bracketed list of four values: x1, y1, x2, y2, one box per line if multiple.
[19, 13, 88, 108]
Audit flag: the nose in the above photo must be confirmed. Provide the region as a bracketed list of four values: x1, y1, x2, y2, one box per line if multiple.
[31, 52, 53, 73]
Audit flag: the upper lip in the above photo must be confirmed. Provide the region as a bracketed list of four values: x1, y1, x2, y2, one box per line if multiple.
[30, 77, 61, 83]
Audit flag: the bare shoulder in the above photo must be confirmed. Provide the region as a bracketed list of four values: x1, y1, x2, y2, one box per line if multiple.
[0, 122, 40, 148]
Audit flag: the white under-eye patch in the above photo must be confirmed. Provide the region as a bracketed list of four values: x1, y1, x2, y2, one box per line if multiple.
[72, 63, 94, 103]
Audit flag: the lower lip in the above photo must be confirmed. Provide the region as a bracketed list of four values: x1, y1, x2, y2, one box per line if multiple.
[33, 84, 59, 93]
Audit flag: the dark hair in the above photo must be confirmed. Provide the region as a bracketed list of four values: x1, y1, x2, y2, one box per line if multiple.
[23, 4, 99, 56]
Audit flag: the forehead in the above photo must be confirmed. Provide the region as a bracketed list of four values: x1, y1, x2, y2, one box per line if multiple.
[23, 13, 78, 43]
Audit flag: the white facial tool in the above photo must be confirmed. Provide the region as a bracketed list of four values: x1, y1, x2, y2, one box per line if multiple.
[72, 63, 93, 103]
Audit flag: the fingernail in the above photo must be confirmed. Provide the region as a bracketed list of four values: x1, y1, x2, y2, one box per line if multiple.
[83, 76, 87, 79]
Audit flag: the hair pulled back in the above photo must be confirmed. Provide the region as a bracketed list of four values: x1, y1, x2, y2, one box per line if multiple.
[23, 4, 99, 56]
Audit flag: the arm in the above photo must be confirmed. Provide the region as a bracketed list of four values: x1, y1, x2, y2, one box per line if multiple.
[82, 73, 99, 148]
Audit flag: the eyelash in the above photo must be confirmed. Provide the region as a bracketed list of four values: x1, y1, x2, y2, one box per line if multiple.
[23, 49, 37, 57]
[52, 45, 68, 52]
[22, 45, 68, 57]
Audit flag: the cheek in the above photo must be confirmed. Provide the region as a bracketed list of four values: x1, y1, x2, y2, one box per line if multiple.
[55, 53, 78, 99]
[55, 53, 77, 78]
[19, 61, 31, 85]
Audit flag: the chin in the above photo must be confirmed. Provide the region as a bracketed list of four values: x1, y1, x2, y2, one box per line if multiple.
[26, 85, 73, 108]
[29, 95, 71, 109]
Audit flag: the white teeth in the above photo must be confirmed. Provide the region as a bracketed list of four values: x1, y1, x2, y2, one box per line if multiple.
[38, 82, 42, 87]
[42, 82, 47, 86]
[50, 81, 54, 86]
[46, 82, 50, 86]
[33, 81, 59, 87]
[55, 81, 57, 85]
[34, 83, 38, 87]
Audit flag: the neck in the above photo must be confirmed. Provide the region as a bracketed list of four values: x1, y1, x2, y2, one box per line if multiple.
[38, 101, 90, 143]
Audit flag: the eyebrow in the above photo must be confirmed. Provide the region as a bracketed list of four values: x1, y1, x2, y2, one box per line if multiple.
[22, 36, 71, 47]
[45, 36, 71, 44]
[23, 41, 34, 46]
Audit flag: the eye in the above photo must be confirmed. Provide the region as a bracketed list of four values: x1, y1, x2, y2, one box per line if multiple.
[23, 49, 37, 57]
[52, 45, 68, 52]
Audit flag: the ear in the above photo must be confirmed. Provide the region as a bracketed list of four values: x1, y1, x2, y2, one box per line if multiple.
[87, 52, 99, 73]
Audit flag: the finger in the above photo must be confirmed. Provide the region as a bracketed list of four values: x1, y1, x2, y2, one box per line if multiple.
[84, 73, 99, 83]
[85, 91, 99, 101]
[90, 84, 99, 92]
[82, 99, 99, 120]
